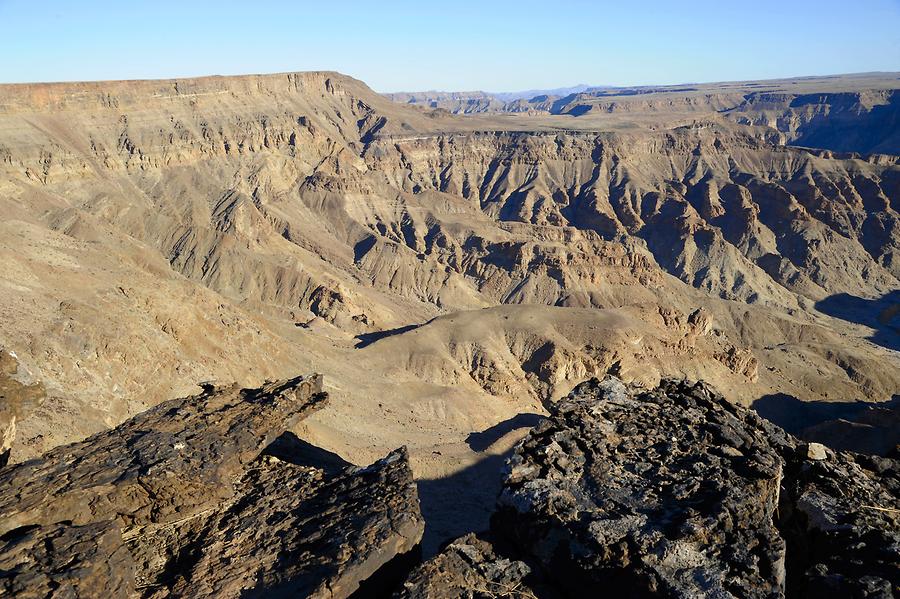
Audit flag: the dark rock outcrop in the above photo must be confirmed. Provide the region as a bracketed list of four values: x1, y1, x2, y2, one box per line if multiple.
[395, 533, 552, 599]
[0, 521, 135, 599]
[163, 448, 424, 598]
[779, 448, 900, 597]
[0, 375, 425, 598]
[488, 377, 899, 598]
[3, 370, 896, 598]
[0, 375, 327, 535]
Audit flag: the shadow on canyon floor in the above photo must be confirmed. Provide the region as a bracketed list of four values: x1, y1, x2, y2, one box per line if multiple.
[415, 412, 544, 558]
[466, 412, 544, 452]
[815, 290, 900, 351]
[416, 450, 511, 558]
[753, 393, 900, 456]
[354, 324, 421, 349]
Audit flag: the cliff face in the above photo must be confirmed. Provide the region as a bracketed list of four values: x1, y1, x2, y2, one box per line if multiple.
[384, 75, 900, 155]
[726, 89, 900, 155]
[0, 70, 898, 471]
[365, 126, 899, 300]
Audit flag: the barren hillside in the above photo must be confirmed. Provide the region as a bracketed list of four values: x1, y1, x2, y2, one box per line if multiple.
[1, 73, 898, 546]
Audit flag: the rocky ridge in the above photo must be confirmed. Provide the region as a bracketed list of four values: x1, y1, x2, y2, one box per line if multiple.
[482, 377, 899, 597]
[0, 374, 425, 598]
[2, 372, 896, 597]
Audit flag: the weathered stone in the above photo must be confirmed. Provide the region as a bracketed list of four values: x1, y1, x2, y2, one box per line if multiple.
[0, 375, 426, 599]
[395, 533, 549, 599]
[0, 520, 135, 598]
[799, 442, 829, 461]
[0, 374, 326, 535]
[160, 448, 424, 598]
[493, 376, 900, 598]
[779, 451, 900, 597]
[494, 377, 788, 597]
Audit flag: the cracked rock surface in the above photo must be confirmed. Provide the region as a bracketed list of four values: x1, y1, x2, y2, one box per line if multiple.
[0, 520, 135, 598]
[0, 374, 425, 598]
[162, 447, 424, 598]
[0, 375, 327, 535]
[395, 533, 553, 599]
[491, 377, 899, 598]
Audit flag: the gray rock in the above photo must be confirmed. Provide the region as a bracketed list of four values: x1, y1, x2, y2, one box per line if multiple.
[395, 533, 550, 599]
[492, 376, 900, 598]
[800, 442, 829, 461]
[494, 377, 787, 598]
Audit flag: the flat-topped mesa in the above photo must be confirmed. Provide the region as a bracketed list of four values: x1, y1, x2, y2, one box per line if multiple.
[0, 374, 327, 536]
[0, 71, 373, 113]
[491, 376, 900, 598]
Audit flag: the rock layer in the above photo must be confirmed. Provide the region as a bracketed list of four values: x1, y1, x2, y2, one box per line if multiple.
[0, 375, 327, 535]
[1, 70, 899, 465]
[0, 375, 425, 599]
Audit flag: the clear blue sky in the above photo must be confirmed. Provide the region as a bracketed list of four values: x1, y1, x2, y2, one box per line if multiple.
[1, 0, 898, 92]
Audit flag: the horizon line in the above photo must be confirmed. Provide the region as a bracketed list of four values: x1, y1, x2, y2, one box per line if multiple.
[0, 69, 897, 95]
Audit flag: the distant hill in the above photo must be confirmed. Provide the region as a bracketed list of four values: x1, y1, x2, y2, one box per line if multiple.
[384, 73, 900, 154]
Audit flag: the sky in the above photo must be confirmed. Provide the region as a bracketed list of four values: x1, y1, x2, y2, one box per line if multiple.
[0, 0, 898, 92]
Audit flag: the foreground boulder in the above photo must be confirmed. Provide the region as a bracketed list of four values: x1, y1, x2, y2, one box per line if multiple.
[0, 375, 425, 598]
[396, 533, 553, 599]
[0, 375, 327, 535]
[488, 377, 899, 598]
[139, 447, 423, 598]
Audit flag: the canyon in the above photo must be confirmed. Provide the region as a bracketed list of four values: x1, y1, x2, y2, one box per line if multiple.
[0, 70, 898, 596]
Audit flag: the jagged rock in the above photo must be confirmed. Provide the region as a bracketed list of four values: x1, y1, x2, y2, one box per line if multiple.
[493, 376, 899, 598]
[0, 375, 426, 598]
[160, 448, 424, 598]
[0, 375, 326, 535]
[0, 521, 135, 598]
[687, 307, 713, 336]
[494, 377, 787, 597]
[395, 533, 550, 599]
[779, 450, 900, 597]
